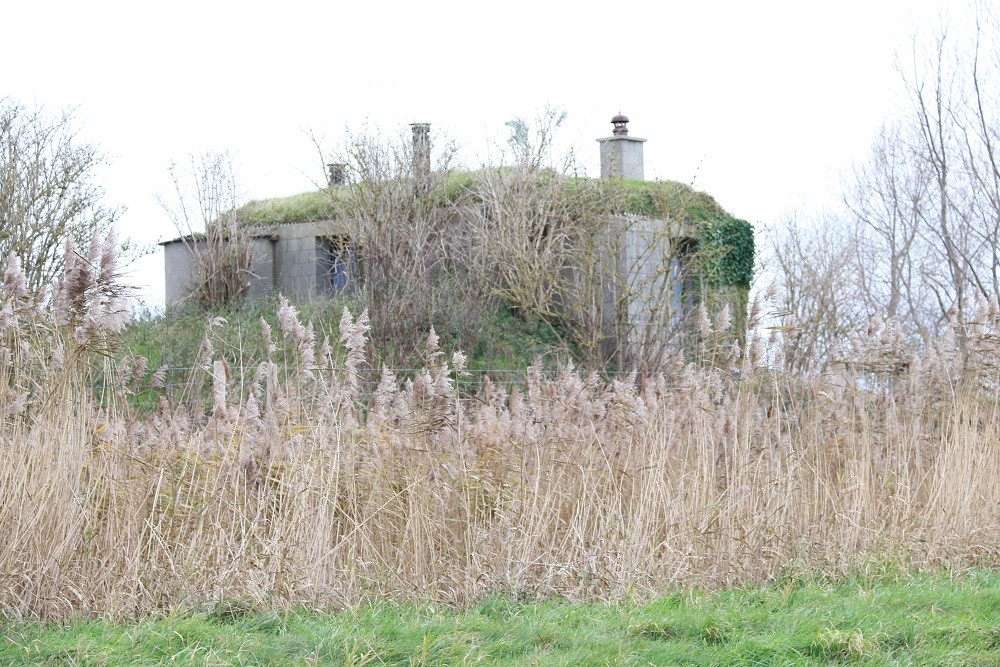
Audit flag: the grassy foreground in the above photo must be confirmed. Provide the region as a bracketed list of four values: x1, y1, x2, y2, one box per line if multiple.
[126, 294, 572, 379]
[3, 569, 1000, 666]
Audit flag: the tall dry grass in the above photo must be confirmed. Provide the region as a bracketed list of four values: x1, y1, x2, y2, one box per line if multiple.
[2, 239, 1000, 620]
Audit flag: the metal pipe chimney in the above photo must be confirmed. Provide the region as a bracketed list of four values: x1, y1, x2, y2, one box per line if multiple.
[410, 122, 431, 194]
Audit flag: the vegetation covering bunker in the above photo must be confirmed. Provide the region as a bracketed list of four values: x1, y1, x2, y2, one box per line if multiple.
[161, 116, 753, 367]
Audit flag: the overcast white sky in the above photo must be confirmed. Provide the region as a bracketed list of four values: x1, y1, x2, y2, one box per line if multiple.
[2, 0, 951, 307]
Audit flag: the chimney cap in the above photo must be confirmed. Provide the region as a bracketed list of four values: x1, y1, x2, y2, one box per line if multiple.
[611, 114, 630, 136]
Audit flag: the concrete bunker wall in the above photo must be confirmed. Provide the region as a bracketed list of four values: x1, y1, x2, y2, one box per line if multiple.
[162, 236, 276, 308]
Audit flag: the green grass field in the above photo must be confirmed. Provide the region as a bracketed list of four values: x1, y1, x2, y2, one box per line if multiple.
[124, 295, 574, 392]
[4, 568, 999, 666]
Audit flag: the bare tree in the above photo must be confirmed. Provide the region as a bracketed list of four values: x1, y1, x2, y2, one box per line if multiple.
[159, 151, 253, 310]
[844, 123, 939, 343]
[469, 109, 720, 370]
[876, 6, 1000, 334]
[767, 213, 866, 373]
[956, 5, 1000, 304]
[318, 111, 748, 371]
[0, 99, 120, 294]
[774, 5, 1000, 356]
[326, 126, 493, 365]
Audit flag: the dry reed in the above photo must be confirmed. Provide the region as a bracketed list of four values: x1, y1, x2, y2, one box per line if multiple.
[1, 241, 999, 620]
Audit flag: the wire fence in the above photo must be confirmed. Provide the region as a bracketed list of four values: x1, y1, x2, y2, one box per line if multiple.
[90, 364, 654, 408]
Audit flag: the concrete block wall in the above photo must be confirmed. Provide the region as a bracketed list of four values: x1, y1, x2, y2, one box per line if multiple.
[163, 240, 198, 307]
[163, 236, 276, 308]
[164, 219, 358, 307]
[600, 215, 695, 363]
[273, 222, 322, 300]
[247, 238, 276, 300]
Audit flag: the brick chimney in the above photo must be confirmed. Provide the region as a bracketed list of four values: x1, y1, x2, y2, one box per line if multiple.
[597, 114, 646, 180]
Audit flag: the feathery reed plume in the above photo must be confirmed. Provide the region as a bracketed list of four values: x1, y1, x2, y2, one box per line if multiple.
[367, 366, 398, 443]
[150, 364, 169, 389]
[2, 254, 28, 303]
[260, 317, 276, 358]
[277, 294, 316, 375]
[715, 302, 732, 333]
[425, 326, 442, 363]
[3, 265, 1000, 619]
[451, 349, 467, 372]
[197, 335, 214, 370]
[340, 309, 371, 387]
[49, 234, 130, 346]
[697, 304, 713, 339]
[211, 359, 231, 418]
[277, 294, 302, 340]
[99, 230, 118, 281]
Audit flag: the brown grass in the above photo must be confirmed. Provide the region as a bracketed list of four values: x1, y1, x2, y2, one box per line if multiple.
[1, 240, 999, 621]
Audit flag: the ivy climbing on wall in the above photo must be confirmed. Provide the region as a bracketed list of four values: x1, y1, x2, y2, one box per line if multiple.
[699, 215, 755, 288]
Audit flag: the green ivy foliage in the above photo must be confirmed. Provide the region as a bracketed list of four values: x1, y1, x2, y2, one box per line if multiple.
[698, 215, 754, 287]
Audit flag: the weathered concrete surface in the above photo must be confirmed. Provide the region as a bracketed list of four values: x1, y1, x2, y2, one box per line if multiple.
[161, 220, 351, 307]
[598, 135, 646, 180]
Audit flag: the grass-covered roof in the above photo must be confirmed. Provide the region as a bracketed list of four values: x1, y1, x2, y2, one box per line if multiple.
[233, 188, 345, 226]
[230, 173, 752, 288]
[234, 172, 731, 228]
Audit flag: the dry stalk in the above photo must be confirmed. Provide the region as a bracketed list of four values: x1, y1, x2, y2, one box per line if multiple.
[2, 245, 1000, 619]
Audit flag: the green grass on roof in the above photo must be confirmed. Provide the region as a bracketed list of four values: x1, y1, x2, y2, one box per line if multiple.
[234, 188, 346, 227]
[616, 178, 727, 221]
[559, 176, 728, 221]
[236, 173, 730, 228]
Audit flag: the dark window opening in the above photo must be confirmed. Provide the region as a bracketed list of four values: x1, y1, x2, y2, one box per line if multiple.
[670, 240, 698, 323]
[317, 237, 353, 294]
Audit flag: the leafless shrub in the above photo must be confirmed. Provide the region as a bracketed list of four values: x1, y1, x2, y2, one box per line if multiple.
[160, 151, 253, 311]
[318, 126, 491, 366]
[469, 109, 710, 370]
[775, 8, 1000, 354]
[0, 99, 123, 294]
